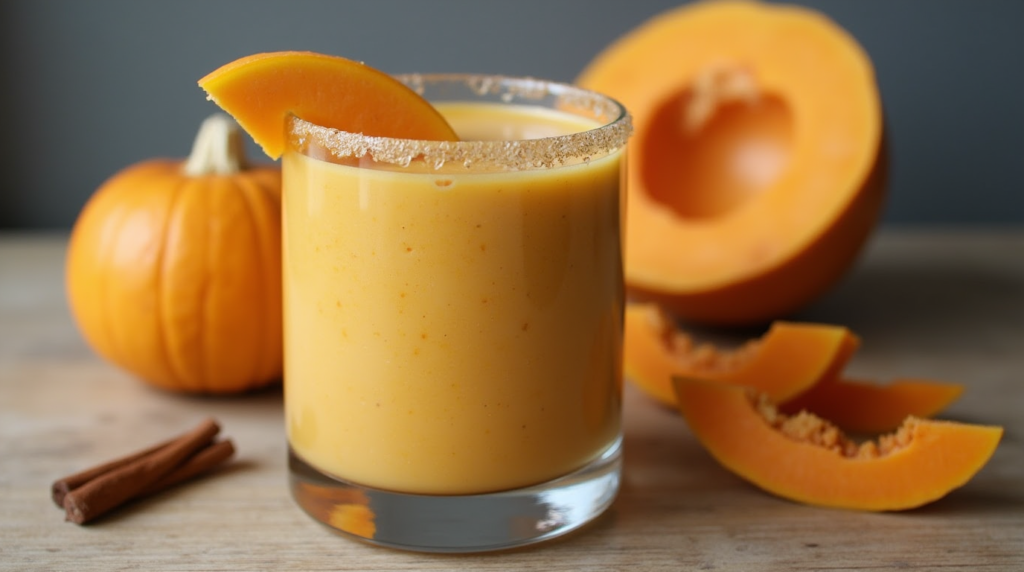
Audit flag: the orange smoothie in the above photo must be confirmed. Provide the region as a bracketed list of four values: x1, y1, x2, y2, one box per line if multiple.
[283, 103, 624, 495]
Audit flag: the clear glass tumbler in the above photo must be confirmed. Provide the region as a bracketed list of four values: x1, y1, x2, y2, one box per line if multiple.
[283, 74, 631, 552]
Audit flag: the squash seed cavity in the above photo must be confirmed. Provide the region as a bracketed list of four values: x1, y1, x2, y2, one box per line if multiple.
[751, 391, 918, 460]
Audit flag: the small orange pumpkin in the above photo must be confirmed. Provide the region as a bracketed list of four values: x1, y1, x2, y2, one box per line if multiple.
[66, 114, 282, 394]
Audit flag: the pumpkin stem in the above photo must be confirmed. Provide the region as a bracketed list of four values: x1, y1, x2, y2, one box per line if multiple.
[183, 113, 249, 176]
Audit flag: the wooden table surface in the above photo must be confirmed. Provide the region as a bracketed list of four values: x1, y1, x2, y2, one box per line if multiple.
[2, 230, 1022, 571]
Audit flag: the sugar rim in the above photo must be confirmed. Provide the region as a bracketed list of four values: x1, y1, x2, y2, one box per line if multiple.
[287, 73, 632, 171]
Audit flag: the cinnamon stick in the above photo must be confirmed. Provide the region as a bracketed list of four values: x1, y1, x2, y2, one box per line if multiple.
[51, 437, 173, 508]
[61, 418, 220, 524]
[138, 439, 235, 497]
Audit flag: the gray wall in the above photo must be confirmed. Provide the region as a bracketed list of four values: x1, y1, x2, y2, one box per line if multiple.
[1, 0, 1021, 230]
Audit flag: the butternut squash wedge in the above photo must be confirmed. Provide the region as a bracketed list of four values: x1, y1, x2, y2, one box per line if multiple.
[625, 303, 964, 433]
[624, 303, 856, 405]
[673, 378, 1002, 511]
[199, 51, 457, 159]
[578, 0, 886, 325]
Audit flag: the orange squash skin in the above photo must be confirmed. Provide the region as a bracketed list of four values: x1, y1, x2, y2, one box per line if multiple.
[578, 0, 887, 325]
[674, 378, 1002, 511]
[66, 159, 283, 394]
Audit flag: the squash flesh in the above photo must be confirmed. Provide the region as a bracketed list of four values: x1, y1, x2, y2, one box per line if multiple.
[674, 378, 1003, 511]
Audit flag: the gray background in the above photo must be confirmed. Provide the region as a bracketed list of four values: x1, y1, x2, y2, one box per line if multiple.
[1, 0, 1021, 230]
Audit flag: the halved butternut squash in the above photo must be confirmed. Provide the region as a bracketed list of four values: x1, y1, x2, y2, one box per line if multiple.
[578, 1, 886, 325]
[673, 377, 1002, 511]
[624, 302, 857, 405]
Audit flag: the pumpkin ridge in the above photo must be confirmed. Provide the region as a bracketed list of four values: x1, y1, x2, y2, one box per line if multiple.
[92, 183, 134, 370]
[233, 173, 273, 385]
[196, 177, 217, 393]
[166, 176, 215, 393]
[200, 173, 273, 392]
[254, 172, 284, 382]
[110, 163, 186, 388]
[152, 175, 192, 389]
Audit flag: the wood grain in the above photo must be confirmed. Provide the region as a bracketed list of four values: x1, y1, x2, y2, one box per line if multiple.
[1, 231, 1022, 571]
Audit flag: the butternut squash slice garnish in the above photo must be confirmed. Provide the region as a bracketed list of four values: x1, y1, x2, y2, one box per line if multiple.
[578, 1, 886, 325]
[199, 51, 458, 159]
[673, 377, 1002, 511]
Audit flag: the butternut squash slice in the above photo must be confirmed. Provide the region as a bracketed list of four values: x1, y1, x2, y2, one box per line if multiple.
[673, 378, 1002, 511]
[199, 51, 458, 159]
[625, 303, 964, 433]
[578, 0, 886, 325]
[624, 303, 857, 405]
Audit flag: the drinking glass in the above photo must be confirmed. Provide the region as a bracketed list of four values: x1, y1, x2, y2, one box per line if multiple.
[283, 74, 631, 552]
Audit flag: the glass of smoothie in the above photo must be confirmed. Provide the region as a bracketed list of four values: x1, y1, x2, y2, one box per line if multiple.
[283, 74, 630, 552]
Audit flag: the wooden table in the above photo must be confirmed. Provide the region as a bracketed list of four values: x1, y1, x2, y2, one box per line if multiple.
[2, 230, 1022, 571]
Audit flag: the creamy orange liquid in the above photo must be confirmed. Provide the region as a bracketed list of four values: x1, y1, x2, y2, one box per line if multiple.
[283, 103, 624, 495]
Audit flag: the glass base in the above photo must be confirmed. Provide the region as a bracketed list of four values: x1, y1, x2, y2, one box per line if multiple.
[288, 436, 622, 553]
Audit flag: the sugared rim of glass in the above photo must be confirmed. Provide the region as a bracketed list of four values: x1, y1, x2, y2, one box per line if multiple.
[287, 73, 632, 171]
